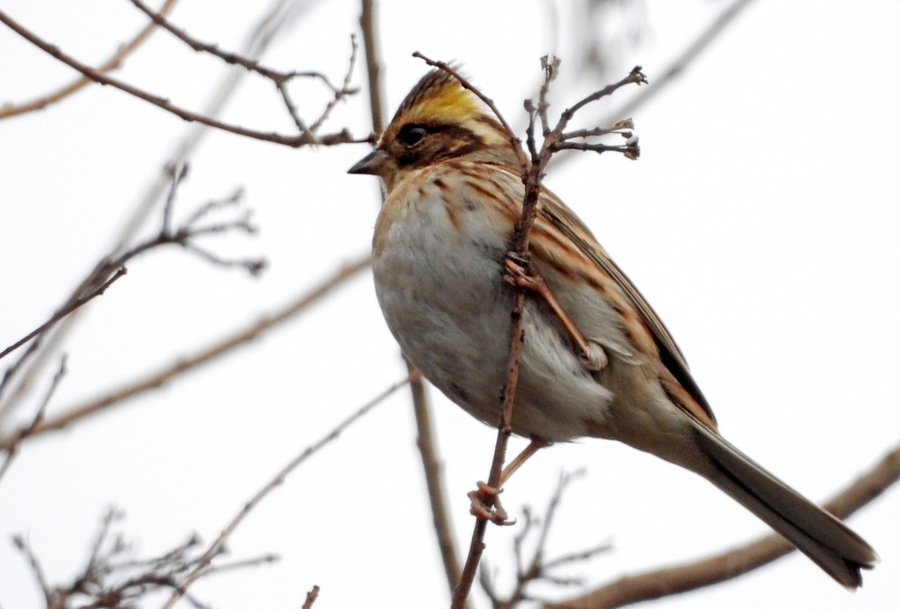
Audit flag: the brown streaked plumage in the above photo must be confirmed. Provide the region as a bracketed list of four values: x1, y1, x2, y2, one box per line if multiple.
[350, 69, 877, 587]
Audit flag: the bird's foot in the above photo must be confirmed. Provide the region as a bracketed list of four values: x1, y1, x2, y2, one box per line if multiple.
[468, 481, 514, 526]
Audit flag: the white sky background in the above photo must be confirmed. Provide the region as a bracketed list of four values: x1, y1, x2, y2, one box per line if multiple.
[1, 1, 898, 608]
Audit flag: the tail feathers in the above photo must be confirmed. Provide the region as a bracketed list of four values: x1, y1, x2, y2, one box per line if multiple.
[690, 422, 877, 587]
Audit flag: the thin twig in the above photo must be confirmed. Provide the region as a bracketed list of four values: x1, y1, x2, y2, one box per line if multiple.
[0, 254, 371, 452]
[87, 506, 126, 573]
[557, 67, 646, 123]
[308, 35, 359, 134]
[0, 355, 67, 484]
[182, 188, 244, 227]
[0, 269, 126, 362]
[537, 55, 559, 136]
[0, 8, 363, 148]
[127, 0, 296, 82]
[546, 439, 900, 609]
[196, 553, 280, 575]
[128, 0, 359, 139]
[180, 242, 265, 275]
[529, 471, 584, 571]
[12, 535, 52, 605]
[552, 142, 638, 157]
[0, 0, 179, 120]
[160, 373, 412, 609]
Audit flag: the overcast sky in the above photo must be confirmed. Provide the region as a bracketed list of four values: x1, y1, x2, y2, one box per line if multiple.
[1, 1, 898, 608]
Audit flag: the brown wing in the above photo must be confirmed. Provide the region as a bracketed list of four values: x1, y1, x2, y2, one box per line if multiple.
[538, 194, 718, 429]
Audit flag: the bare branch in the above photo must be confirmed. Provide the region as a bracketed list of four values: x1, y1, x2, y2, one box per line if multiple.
[0, 0, 179, 120]
[408, 359, 466, 597]
[0, 166, 262, 371]
[0, 8, 365, 147]
[0, 170, 261, 438]
[161, 161, 189, 234]
[14, 507, 276, 609]
[160, 373, 412, 609]
[537, 55, 559, 136]
[13, 535, 52, 605]
[128, 0, 360, 140]
[128, 0, 294, 82]
[552, 141, 639, 159]
[360, 0, 385, 136]
[427, 74, 527, 609]
[0, 254, 371, 452]
[546, 439, 900, 609]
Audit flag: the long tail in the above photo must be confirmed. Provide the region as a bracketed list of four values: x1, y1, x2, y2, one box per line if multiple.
[689, 420, 877, 587]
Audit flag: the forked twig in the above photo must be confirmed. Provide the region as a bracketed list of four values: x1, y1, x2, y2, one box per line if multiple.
[0, 164, 262, 370]
[128, 0, 360, 140]
[480, 471, 612, 608]
[14, 507, 277, 608]
[0, 0, 320, 426]
[0, 8, 364, 147]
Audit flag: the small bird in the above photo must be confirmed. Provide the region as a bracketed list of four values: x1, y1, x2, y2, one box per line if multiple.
[349, 69, 877, 587]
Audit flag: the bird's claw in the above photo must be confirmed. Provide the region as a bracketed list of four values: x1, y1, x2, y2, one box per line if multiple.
[468, 481, 515, 526]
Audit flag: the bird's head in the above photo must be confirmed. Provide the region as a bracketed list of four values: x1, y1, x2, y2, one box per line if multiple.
[349, 69, 519, 191]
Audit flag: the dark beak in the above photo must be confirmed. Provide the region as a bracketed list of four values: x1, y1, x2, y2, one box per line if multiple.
[348, 149, 388, 175]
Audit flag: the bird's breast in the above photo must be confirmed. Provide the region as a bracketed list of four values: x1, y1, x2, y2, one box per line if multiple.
[371, 165, 615, 441]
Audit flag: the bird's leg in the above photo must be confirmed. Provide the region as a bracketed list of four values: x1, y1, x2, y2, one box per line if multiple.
[504, 254, 607, 372]
[468, 438, 549, 525]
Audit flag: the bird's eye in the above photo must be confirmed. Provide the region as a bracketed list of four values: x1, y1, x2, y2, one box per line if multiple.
[398, 124, 428, 146]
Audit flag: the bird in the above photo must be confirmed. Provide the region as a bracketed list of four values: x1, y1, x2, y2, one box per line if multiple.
[349, 68, 877, 587]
